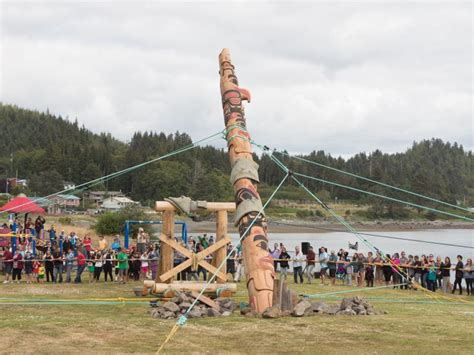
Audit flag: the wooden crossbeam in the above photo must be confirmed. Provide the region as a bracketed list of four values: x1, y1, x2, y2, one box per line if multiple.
[158, 234, 231, 282]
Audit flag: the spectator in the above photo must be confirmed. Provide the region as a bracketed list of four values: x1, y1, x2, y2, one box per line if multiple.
[117, 248, 129, 284]
[328, 250, 338, 286]
[24, 251, 34, 284]
[52, 247, 63, 283]
[464, 258, 473, 296]
[12, 250, 24, 283]
[43, 251, 54, 282]
[279, 246, 290, 280]
[319, 247, 328, 285]
[74, 250, 86, 283]
[293, 246, 305, 284]
[382, 254, 393, 286]
[270, 243, 280, 271]
[65, 249, 75, 283]
[306, 246, 317, 284]
[94, 252, 103, 281]
[3, 247, 13, 284]
[440, 256, 451, 293]
[103, 249, 114, 282]
[98, 236, 108, 251]
[452, 255, 464, 295]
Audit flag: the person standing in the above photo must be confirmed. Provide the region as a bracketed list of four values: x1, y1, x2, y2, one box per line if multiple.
[74, 250, 86, 283]
[270, 243, 281, 273]
[149, 246, 159, 281]
[52, 247, 63, 283]
[452, 255, 464, 295]
[382, 254, 393, 286]
[2, 248, 13, 284]
[98, 236, 108, 251]
[279, 247, 291, 280]
[94, 252, 103, 281]
[440, 257, 451, 293]
[305, 246, 316, 284]
[293, 246, 305, 284]
[65, 249, 75, 283]
[328, 250, 338, 286]
[43, 251, 54, 282]
[103, 249, 113, 282]
[464, 258, 473, 296]
[319, 247, 329, 285]
[12, 251, 24, 283]
[24, 251, 34, 284]
[117, 248, 129, 284]
[426, 262, 437, 292]
[399, 251, 409, 290]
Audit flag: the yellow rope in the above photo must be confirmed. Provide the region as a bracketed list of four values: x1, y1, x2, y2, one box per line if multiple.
[156, 324, 180, 355]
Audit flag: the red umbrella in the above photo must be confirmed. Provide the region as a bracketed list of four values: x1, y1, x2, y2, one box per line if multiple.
[0, 196, 45, 214]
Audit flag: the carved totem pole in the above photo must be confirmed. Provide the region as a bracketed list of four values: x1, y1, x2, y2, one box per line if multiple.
[218, 48, 275, 313]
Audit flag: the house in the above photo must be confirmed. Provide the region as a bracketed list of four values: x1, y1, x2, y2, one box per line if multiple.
[49, 194, 81, 208]
[84, 191, 124, 205]
[102, 196, 139, 211]
[63, 181, 76, 191]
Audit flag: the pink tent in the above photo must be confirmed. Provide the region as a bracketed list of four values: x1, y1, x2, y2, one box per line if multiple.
[0, 196, 45, 214]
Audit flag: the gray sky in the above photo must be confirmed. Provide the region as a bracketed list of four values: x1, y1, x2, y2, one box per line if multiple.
[1, 1, 472, 156]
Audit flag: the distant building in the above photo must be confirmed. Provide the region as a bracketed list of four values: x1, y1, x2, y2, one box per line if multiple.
[102, 196, 139, 211]
[49, 194, 81, 208]
[0, 178, 28, 193]
[63, 181, 76, 191]
[84, 191, 124, 205]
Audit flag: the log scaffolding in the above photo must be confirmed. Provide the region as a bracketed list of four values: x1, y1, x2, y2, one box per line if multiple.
[149, 201, 236, 297]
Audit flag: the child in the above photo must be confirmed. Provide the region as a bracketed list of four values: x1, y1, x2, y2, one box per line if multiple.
[33, 260, 40, 283]
[38, 262, 45, 284]
[365, 257, 375, 287]
[88, 254, 95, 283]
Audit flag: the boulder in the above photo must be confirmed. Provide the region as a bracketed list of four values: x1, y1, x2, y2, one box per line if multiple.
[180, 302, 192, 310]
[177, 293, 191, 304]
[311, 301, 330, 313]
[340, 297, 355, 311]
[336, 309, 356, 316]
[240, 307, 253, 316]
[292, 300, 312, 317]
[326, 306, 340, 315]
[162, 311, 176, 319]
[221, 311, 232, 317]
[207, 308, 221, 317]
[163, 302, 180, 313]
[187, 309, 202, 319]
[262, 306, 282, 319]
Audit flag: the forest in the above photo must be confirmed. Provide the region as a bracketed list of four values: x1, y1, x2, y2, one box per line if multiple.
[1, 104, 472, 217]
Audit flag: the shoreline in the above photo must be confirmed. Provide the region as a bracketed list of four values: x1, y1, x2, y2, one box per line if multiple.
[178, 219, 474, 234]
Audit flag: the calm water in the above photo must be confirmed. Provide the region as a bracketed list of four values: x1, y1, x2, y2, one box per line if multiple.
[228, 229, 474, 262]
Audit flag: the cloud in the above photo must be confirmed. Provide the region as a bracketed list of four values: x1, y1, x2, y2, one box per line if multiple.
[1, 1, 472, 156]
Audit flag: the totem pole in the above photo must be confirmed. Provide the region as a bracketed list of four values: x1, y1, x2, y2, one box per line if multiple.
[218, 48, 275, 313]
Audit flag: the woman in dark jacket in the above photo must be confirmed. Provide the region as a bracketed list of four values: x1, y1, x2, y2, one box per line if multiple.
[440, 257, 451, 293]
[279, 247, 291, 280]
[452, 255, 464, 295]
[382, 254, 393, 286]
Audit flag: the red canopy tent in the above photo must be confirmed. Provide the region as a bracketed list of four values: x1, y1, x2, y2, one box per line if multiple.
[0, 196, 45, 214]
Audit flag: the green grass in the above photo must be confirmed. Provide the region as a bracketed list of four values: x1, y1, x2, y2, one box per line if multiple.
[0, 277, 473, 354]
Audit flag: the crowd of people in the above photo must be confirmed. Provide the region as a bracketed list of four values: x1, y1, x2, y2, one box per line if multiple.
[269, 243, 474, 295]
[0, 217, 473, 296]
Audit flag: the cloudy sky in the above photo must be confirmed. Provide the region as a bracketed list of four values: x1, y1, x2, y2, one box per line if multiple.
[1, 1, 472, 156]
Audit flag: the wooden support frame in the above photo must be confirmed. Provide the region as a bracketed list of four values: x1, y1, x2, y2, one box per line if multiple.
[155, 201, 235, 284]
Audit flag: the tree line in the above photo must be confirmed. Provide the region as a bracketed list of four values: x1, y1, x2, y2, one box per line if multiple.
[1, 104, 472, 215]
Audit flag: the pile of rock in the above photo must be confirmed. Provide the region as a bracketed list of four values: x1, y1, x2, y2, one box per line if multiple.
[245, 296, 385, 319]
[149, 291, 237, 320]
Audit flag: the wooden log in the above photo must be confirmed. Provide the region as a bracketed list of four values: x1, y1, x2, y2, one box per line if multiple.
[148, 281, 237, 294]
[190, 291, 221, 311]
[213, 210, 228, 283]
[272, 279, 281, 309]
[157, 210, 174, 283]
[155, 201, 236, 212]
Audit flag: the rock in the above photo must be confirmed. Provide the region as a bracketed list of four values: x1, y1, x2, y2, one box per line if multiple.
[311, 301, 330, 313]
[353, 296, 363, 305]
[245, 310, 260, 318]
[240, 307, 252, 316]
[282, 310, 292, 317]
[177, 293, 191, 304]
[170, 296, 180, 304]
[326, 306, 340, 315]
[221, 300, 236, 311]
[352, 305, 366, 314]
[188, 309, 202, 318]
[292, 300, 312, 317]
[221, 311, 232, 317]
[262, 306, 282, 319]
[336, 309, 356, 316]
[162, 311, 175, 319]
[358, 309, 367, 316]
[340, 297, 355, 311]
[163, 302, 180, 313]
[207, 308, 221, 317]
[150, 309, 161, 318]
[180, 302, 192, 310]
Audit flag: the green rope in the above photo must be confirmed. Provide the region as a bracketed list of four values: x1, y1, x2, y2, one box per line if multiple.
[271, 148, 472, 214]
[0, 130, 224, 216]
[293, 171, 474, 222]
[177, 171, 290, 327]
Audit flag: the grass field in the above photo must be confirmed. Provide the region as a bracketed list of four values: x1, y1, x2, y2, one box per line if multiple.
[1, 277, 473, 354]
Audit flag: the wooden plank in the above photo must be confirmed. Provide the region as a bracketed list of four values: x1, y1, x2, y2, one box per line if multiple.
[197, 236, 231, 259]
[159, 233, 192, 258]
[190, 291, 221, 311]
[197, 260, 228, 282]
[157, 210, 174, 283]
[272, 279, 281, 309]
[213, 210, 228, 283]
[155, 201, 236, 212]
[159, 259, 192, 282]
[149, 282, 237, 293]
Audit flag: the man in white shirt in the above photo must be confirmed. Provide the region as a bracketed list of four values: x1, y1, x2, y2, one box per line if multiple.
[293, 246, 305, 284]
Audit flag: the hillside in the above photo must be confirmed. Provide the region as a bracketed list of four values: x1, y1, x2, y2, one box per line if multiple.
[1, 104, 473, 216]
